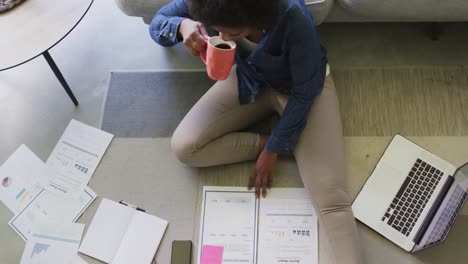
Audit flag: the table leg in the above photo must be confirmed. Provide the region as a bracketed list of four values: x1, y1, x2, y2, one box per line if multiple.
[42, 50, 79, 106]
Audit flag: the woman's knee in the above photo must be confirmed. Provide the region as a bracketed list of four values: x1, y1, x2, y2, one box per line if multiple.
[312, 187, 353, 216]
[171, 133, 198, 166]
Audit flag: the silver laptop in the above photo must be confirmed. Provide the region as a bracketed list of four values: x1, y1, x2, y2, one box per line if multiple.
[352, 134, 468, 252]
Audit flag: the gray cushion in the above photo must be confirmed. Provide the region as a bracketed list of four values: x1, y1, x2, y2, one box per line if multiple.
[115, 0, 333, 25]
[306, 0, 334, 25]
[0, 0, 26, 13]
[115, 0, 169, 19]
[336, 0, 468, 21]
[115, 0, 468, 24]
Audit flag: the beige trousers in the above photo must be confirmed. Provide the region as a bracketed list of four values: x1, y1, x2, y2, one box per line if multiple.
[171, 68, 363, 264]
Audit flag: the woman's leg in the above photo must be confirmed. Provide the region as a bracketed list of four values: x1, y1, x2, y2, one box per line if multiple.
[273, 75, 363, 264]
[171, 68, 274, 167]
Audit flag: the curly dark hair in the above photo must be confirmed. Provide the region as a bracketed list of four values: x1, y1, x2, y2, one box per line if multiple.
[188, 0, 280, 29]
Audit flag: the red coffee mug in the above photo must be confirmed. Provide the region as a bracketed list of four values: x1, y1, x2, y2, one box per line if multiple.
[200, 36, 236, 81]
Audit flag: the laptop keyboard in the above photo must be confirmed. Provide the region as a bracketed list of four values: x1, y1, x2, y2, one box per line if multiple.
[381, 159, 443, 237]
[424, 185, 467, 248]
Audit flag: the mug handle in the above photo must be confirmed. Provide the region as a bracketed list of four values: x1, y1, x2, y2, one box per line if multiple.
[200, 50, 207, 64]
[199, 36, 210, 64]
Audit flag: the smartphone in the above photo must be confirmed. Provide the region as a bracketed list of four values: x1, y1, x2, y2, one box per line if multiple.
[171, 240, 192, 264]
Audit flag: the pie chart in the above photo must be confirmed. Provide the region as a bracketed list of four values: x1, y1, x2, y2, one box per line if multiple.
[2, 177, 12, 188]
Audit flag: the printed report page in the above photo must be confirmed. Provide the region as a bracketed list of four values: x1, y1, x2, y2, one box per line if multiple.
[257, 188, 318, 264]
[198, 187, 258, 264]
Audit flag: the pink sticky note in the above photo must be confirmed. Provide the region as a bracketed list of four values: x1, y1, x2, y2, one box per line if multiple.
[201, 245, 224, 264]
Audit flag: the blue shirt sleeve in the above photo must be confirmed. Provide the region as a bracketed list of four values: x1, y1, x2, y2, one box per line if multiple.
[149, 0, 191, 47]
[266, 7, 326, 154]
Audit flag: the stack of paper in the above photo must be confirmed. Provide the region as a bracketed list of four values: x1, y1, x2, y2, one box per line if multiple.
[0, 145, 45, 214]
[0, 119, 114, 263]
[43, 119, 113, 197]
[19, 222, 87, 264]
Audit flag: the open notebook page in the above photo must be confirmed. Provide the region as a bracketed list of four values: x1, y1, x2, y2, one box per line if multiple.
[79, 198, 134, 263]
[112, 210, 168, 264]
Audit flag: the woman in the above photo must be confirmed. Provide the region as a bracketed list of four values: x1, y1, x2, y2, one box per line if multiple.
[150, 0, 363, 263]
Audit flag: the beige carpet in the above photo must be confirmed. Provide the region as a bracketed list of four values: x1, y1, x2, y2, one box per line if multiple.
[77, 138, 467, 264]
[334, 66, 468, 136]
[2, 138, 460, 263]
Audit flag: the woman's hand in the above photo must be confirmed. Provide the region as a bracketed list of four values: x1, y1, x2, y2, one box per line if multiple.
[179, 19, 210, 56]
[248, 148, 278, 198]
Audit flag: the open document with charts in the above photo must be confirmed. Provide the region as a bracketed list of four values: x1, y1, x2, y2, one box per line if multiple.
[198, 186, 318, 264]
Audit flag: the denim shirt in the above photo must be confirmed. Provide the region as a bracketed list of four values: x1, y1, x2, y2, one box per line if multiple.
[149, 0, 327, 154]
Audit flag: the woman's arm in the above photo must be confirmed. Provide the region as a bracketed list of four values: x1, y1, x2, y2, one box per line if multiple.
[250, 6, 327, 198]
[149, 0, 191, 47]
[266, 6, 327, 154]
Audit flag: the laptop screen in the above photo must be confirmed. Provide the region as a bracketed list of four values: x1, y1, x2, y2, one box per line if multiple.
[453, 163, 468, 192]
[421, 163, 468, 249]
